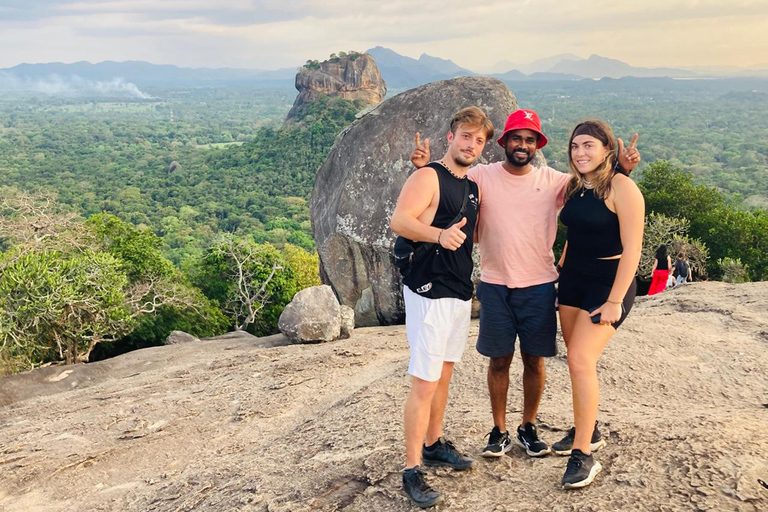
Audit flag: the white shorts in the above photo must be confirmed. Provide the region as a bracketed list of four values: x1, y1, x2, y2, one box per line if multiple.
[404, 286, 472, 382]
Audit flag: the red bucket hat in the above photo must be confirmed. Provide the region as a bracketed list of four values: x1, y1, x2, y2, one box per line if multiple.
[497, 109, 548, 149]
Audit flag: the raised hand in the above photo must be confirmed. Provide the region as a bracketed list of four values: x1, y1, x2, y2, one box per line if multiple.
[439, 217, 467, 251]
[617, 133, 640, 172]
[410, 132, 431, 168]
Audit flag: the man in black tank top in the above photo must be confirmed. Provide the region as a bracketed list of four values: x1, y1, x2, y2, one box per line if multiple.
[390, 107, 491, 508]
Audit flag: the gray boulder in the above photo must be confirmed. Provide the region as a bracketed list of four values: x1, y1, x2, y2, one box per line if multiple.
[311, 76, 537, 326]
[278, 285, 341, 343]
[165, 331, 199, 345]
[339, 305, 355, 339]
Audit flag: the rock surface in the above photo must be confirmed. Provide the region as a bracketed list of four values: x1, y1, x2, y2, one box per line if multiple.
[311, 76, 542, 326]
[164, 331, 199, 345]
[286, 53, 386, 121]
[339, 305, 355, 340]
[278, 285, 341, 343]
[1, 282, 766, 511]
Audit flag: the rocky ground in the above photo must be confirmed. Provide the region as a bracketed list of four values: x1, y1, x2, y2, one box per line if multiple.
[1, 282, 767, 511]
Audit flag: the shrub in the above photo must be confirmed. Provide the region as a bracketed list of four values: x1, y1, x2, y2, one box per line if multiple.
[718, 257, 750, 283]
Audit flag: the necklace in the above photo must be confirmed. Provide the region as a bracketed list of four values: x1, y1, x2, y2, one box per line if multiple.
[439, 160, 467, 180]
[580, 180, 594, 197]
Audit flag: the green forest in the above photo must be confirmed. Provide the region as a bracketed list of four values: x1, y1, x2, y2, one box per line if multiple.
[1, 77, 767, 375]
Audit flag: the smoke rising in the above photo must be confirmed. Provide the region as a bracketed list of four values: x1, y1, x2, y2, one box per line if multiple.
[0, 73, 154, 99]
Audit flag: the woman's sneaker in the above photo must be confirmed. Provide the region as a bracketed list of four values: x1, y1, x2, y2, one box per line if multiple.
[562, 449, 602, 489]
[421, 438, 474, 470]
[515, 422, 551, 457]
[403, 466, 443, 508]
[482, 426, 513, 458]
[552, 421, 607, 456]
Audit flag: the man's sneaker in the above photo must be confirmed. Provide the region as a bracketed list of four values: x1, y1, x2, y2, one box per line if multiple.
[562, 449, 602, 489]
[482, 426, 513, 458]
[552, 421, 607, 456]
[422, 437, 474, 470]
[515, 422, 551, 457]
[403, 466, 443, 508]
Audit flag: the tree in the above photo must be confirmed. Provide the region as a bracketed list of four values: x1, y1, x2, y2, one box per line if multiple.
[639, 213, 708, 280]
[0, 192, 221, 373]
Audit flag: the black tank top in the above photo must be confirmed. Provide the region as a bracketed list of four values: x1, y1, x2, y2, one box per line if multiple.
[560, 186, 622, 259]
[403, 162, 479, 300]
[656, 255, 669, 270]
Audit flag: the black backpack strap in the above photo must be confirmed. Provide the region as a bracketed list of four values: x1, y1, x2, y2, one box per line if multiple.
[411, 163, 471, 261]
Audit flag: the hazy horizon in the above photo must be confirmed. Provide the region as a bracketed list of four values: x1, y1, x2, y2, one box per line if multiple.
[1, 1, 768, 71]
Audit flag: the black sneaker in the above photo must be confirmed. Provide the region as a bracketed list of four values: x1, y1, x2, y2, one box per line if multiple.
[515, 422, 551, 457]
[482, 426, 513, 458]
[403, 466, 443, 508]
[422, 437, 474, 470]
[562, 449, 602, 489]
[552, 421, 607, 456]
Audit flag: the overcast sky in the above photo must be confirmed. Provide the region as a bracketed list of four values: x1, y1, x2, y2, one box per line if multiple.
[2, 0, 768, 70]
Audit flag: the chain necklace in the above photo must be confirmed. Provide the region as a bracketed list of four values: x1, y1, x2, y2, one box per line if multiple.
[580, 180, 595, 197]
[439, 160, 467, 180]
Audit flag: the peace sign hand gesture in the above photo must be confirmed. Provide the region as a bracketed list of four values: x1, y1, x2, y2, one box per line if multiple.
[410, 132, 431, 168]
[617, 133, 641, 173]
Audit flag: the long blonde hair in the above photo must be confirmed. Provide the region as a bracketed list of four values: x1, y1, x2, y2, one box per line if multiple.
[565, 120, 617, 201]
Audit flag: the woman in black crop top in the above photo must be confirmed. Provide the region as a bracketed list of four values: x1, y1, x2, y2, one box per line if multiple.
[554, 120, 645, 489]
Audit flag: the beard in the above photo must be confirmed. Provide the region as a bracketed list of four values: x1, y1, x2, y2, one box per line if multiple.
[454, 151, 476, 167]
[505, 147, 534, 167]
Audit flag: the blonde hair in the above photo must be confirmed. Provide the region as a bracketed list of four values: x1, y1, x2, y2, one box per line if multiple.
[565, 119, 617, 201]
[450, 106, 494, 140]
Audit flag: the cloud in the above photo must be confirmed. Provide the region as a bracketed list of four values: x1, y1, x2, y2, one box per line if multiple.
[0, 0, 767, 69]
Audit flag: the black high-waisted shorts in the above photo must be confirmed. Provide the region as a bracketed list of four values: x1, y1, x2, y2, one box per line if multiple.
[557, 255, 636, 329]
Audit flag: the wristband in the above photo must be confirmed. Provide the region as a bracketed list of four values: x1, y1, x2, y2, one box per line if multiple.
[437, 229, 444, 245]
[606, 299, 621, 305]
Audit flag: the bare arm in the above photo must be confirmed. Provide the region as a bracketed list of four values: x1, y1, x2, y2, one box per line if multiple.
[601, 174, 645, 323]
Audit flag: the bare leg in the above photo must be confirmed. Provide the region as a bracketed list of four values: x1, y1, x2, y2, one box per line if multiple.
[404, 376, 439, 468]
[566, 310, 615, 453]
[520, 353, 545, 426]
[425, 362, 455, 445]
[558, 305, 581, 350]
[488, 354, 514, 431]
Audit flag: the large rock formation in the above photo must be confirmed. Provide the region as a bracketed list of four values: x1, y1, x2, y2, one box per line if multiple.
[311, 76, 530, 326]
[286, 53, 386, 121]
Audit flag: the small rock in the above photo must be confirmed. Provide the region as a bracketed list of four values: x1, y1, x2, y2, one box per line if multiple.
[165, 331, 199, 345]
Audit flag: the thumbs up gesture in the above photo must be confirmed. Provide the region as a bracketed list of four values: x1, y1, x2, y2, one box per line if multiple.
[439, 217, 467, 251]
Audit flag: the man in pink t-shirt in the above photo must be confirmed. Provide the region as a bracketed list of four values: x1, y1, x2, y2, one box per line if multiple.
[411, 109, 639, 460]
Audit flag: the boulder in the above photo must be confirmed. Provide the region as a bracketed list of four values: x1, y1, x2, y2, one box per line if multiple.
[278, 285, 341, 343]
[311, 76, 540, 326]
[339, 305, 355, 339]
[286, 53, 386, 121]
[165, 331, 199, 345]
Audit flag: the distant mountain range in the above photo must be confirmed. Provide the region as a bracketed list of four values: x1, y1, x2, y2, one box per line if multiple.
[2, 50, 768, 95]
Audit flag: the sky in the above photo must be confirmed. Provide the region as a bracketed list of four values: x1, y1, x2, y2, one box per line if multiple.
[2, 0, 768, 71]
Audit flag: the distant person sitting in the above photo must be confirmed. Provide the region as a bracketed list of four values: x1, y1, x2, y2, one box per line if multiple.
[674, 253, 692, 286]
[647, 244, 672, 295]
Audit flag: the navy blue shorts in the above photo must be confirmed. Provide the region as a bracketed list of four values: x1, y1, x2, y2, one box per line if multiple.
[475, 281, 558, 358]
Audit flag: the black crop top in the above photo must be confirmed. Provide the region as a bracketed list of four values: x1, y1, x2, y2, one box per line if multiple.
[560, 187, 622, 259]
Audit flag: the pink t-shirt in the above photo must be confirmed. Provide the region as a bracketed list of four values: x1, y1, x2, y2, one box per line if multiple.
[468, 162, 570, 288]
